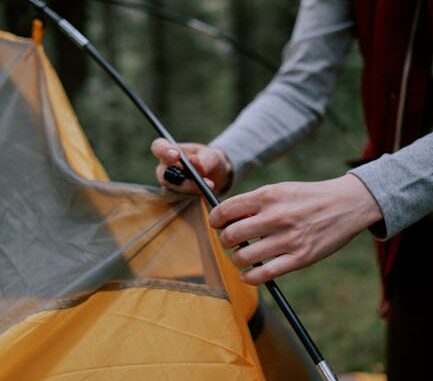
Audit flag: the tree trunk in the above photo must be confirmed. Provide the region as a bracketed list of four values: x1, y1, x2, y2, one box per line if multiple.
[50, 0, 88, 103]
[3, 1, 34, 38]
[231, 0, 252, 113]
[101, 3, 117, 66]
[149, 0, 169, 119]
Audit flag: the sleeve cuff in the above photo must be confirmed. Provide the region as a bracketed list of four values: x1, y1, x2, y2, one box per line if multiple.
[348, 138, 433, 241]
[347, 170, 389, 240]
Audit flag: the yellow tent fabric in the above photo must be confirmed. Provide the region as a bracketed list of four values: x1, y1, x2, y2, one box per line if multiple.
[340, 373, 386, 381]
[0, 30, 324, 381]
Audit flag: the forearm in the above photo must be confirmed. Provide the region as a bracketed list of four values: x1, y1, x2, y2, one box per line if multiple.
[350, 131, 433, 239]
[211, 0, 354, 186]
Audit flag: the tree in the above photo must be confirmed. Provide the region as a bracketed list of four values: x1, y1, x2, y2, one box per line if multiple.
[3, 0, 34, 38]
[230, 0, 253, 113]
[50, 0, 89, 103]
[149, 0, 169, 118]
[101, 2, 118, 66]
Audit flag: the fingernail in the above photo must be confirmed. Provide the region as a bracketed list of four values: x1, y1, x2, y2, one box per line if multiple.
[168, 149, 178, 160]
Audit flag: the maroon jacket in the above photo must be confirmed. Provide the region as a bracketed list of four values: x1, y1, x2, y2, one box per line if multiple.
[352, 0, 433, 316]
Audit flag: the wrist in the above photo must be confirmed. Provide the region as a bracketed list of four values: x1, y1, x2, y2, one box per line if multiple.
[343, 173, 383, 229]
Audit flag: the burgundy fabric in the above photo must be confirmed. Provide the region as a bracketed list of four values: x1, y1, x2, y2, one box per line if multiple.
[352, 0, 433, 317]
[385, 217, 433, 380]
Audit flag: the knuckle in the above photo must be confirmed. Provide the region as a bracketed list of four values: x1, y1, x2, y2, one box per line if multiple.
[151, 138, 164, 152]
[257, 185, 270, 200]
[272, 213, 289, 228]
[262, 265, 277, 281]
[292, 250, 313, 269]
[232, 249, 250, 268]
[221, 205, 232, 220]
[216, 205, 230, 224]
[290, 254, 304, 268]
[261, 213, 290, 233]
[220, 226, 238, 247]
[257, 185, 277, 203]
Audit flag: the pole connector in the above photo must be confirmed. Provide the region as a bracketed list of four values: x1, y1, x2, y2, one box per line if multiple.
[316, 361, 339, 381]
[32, 18, 45, 45]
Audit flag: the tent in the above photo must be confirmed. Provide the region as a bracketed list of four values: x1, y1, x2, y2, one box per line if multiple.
[0, 29, 385, 381]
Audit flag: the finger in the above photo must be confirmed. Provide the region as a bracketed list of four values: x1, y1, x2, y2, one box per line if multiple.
[209, 192, 260, 229]
[151, 138, 180, 164]
[156, 164, 214, 194]
[195, 148, 221, 175]
[219, 215, 272, 249]
[241, 254, 304, 285]
[189, 154, 207, 176]
[231, 235, 287, 268]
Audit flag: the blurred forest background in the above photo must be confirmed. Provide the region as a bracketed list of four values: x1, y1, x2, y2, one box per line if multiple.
[1, 0, 385, 375]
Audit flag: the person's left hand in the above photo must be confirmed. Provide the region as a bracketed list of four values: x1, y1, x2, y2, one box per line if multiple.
[209, 174, 383, 285]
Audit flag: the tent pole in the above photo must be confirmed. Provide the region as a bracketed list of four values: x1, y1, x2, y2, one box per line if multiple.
[24, 1, 338, 379]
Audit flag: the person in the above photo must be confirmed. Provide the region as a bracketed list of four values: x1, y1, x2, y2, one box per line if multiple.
[151, 0, 433, 379]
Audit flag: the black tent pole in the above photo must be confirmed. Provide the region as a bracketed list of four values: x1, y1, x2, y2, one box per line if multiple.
[25, 1, 338, 379]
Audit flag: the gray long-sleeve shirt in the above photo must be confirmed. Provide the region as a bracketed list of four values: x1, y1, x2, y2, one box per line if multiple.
[211, 0, 433, 240]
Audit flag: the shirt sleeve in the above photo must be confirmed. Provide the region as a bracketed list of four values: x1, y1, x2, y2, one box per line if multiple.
[349, 131, 433, 240]
[210, 0, 354, 185]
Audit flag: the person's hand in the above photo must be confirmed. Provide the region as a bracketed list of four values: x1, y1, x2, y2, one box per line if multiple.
[209, 174, 383, 285]
[151, 138, 232, 194]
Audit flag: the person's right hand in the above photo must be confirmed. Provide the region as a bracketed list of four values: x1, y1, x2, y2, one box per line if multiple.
[151, 138, 232, 194]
